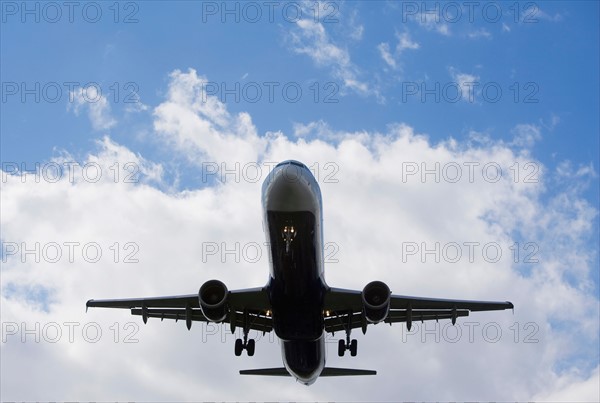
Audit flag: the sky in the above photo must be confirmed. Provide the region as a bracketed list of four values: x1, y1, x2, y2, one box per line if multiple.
[1, 0, 599, 401]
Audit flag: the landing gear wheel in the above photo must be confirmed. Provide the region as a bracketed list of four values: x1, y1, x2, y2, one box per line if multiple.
[234, 338, 243, 356]
[338, 339, 346, 357]
[246, 339, 255, 356]
[350, 339, 358, 356]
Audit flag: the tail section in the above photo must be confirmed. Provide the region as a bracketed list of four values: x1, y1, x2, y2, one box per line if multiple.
[239, 367, 376, 377]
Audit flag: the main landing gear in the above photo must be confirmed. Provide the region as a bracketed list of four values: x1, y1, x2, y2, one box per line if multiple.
[338, 338, 357, 357]
[234, 310, 255, 356]
[338, 316, 358, 357]
[234, 336, 255, 356]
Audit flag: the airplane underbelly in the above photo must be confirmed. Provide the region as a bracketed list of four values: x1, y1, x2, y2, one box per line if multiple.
[272, 303, 323, 340]
[266, 210, 326, 340]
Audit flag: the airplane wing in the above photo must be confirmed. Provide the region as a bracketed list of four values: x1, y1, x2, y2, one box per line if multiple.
[86, 287, 273, 333]
[323, 287, 513, 333]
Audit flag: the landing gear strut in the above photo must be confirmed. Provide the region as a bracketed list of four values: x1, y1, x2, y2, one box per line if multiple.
[338, 314, 358, 357]
[234, 310, 255, 357]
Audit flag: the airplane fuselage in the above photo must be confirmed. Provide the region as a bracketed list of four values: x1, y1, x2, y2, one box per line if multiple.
[262, 160, 327, 384]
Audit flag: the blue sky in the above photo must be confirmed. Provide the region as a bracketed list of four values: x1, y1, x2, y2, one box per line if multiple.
[3, 2, 598, 187]
[1, 1, 599, 401]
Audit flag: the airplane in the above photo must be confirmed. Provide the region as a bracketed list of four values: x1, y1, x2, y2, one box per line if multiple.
[86, 159, 514, 385]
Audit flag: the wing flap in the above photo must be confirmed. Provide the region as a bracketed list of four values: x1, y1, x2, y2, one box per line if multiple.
[131, 308, 207, 322]
[324, 310, 470, 332]
[389, 295, 513, 311]
[385, 309, 469, 323]
[129, 307, 273, 332]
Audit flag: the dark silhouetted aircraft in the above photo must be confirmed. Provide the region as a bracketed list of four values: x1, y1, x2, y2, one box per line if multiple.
[87, 160, 513, 385]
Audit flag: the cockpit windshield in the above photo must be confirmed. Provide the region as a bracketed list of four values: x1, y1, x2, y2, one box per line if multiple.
[275, 160, 306, 169]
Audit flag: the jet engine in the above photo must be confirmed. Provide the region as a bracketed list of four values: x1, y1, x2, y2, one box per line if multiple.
[361, 281, 391, 323]
[199, 279, 229, 322]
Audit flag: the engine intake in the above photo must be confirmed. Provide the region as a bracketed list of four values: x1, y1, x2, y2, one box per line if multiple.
[199, 279, 229, 322]
[362, 281, 391, 323]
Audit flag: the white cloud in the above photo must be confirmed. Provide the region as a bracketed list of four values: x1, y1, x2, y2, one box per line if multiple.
[510, 123, 542, 148]
[377, 42, 396, 69]
[535, 9, 564, 22]
[396, 31, 420, 51]
[378, 32, 419, 70]
[293, 119, 331, 138]
[347, 8, 364, 41]
[125, 101, 149, 114]
[288, 18, 371, 96]
[541, 114, 561, 131]
[350, 24, 364, 41]
[414, 11, 451, 36]
[449, 67, 480, 103]
[2, 68, 598, 402]
[67, 86, 117, 131]
[532, 366, 600, 402]
[556, 160, 598, 194]
[153, 68, 267, 167]
[468, 28, 492, 39]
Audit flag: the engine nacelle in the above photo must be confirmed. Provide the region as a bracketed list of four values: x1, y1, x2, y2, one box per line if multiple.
[361, 280, 391, 324]
[198, 279, 229, 322]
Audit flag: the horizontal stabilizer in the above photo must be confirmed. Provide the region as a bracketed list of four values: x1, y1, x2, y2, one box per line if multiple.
[239, 368, 290, 376]
[239, 367, 376, 377]
[321, 367, 376, 376]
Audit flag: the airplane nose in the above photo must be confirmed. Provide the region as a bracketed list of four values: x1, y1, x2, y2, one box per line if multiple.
[263, 162, 320, 213]
[272, 160, 310, 184]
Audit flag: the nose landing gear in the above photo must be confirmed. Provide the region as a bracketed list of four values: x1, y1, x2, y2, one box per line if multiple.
[282, 225, 296, 253]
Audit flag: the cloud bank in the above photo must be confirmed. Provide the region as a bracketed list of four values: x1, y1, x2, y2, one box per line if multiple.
[2, 69, 598, 402]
